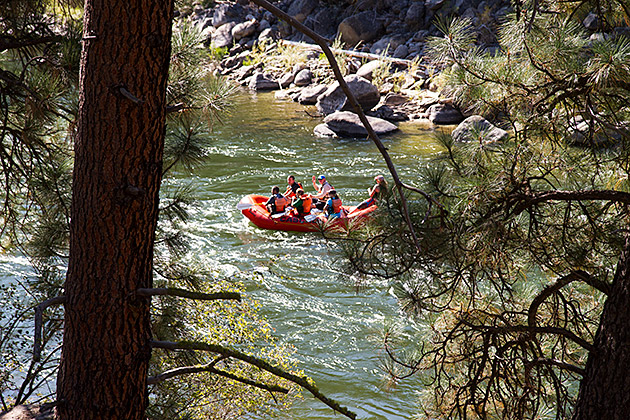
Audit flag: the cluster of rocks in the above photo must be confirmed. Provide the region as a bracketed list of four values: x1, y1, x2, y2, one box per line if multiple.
[175, 0, 521, 137]
[178, 0, 625, 141]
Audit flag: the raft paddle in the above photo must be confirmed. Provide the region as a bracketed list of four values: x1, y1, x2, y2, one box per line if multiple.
[304, 214, 318, 222]
[236, 202, 255, 210]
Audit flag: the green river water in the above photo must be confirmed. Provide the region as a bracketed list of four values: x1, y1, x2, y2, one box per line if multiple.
[184, 91, 444, 419]
[0, 90, 445, 419]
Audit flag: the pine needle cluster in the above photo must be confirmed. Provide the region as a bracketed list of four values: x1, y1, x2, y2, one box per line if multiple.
[338, 2, 630, 419]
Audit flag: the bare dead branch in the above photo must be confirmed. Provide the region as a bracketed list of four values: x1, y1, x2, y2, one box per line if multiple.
[34, 296, 66, 362]
[136, 287, 241, 301]
[248, 0, 431, 252]
[147, 364, 290, 393]
[463, 322, 594, 352]
[166, 102, 186, 114]
[151, 340, 357, 419]
[511, 189, 630, 216]
[526, 357, 585, 376]
[528, 270, 609, 335]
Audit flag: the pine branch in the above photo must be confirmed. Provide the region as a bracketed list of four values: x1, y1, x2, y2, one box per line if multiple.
[510, 189, 630, 216]
[151, 340, 358, 419]
[34, 296, 67, 362]
[525, 357, 585, 376]
[148, 363, 290, 393]
[462, 321, 594, 351]
[136, 288, 241, 302]
[528, 271, 609, 335]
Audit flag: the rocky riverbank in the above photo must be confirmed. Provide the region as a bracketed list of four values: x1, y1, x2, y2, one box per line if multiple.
[176, 0, 623, 139]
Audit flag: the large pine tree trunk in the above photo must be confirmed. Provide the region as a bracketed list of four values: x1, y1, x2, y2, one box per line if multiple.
[572, 235, 630, 420]
[57, 1, 173, 419]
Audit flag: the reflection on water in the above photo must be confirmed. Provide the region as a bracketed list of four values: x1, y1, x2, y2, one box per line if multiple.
[183, 91, 443, 419]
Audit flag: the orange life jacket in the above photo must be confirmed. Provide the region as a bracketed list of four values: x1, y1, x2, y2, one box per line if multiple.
[331, 197, 342, 214]
[302, 194, 313, 214]
[275, 195, 289, 212]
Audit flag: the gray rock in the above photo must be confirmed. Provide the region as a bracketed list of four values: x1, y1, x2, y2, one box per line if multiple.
[314, 123, 339, 138]
[233, 64, 257, 81]
[567, 115, 623, 145]
[405, 1, 426, 30]
[427, 103, 464, 124]
[367, 104, 409, 121]
[337, 11, 384, 47]
[393, 44, 409, 58]
[316, 75, 380, 115]
[232, 20, 257, 41]
[212, 3, 244, 28]
[426, 0, 446, 11]
[248, 72, 280, 91]
[258, 28, 275, 41]
[370, 37, 399, 54]
[288, 0, 320, 23]
[278, 72, 295, 88]
[583, 13, 600, 31]
[356, 60, 386, 81]
[212, 22, 236, 48]
[451, 115, 509, 143]
[307, 7, 341, 38]
[294, 68, 313, 86]
[384, 93, 409, 106]
[297, 84, 328, 104]
[258, 19, 271, 31]
[322, 111, 399, 137]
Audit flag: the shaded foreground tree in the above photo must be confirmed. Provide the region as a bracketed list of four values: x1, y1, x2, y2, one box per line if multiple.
[332, 1, 630, 419]
[56, 0, 175, 418]
[15, 1, 356, 419]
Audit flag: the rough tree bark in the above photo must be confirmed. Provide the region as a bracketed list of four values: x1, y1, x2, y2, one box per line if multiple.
[572, 234, 630, 420]
[56, 0, 174, 419]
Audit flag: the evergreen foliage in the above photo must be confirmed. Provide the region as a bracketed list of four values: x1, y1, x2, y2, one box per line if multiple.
[1, 6, 299, 418]
[339, 1, 630, 419]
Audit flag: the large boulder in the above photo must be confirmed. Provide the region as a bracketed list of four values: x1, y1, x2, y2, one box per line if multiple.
[297, 84, 328, 104]
[294, 68, 313, 86]
[306, 7, 341, 38]
[337, 11, 384, 47]
[248, 72, 279, 91]
[405, 1, 426, 30]
[313, 123, 339, 138]
[316, 75, 380, 115]
[231, 20, 257, 41]
[278, 72, 295, 88]
[427, 103, 464, 124]
[212, 22, 236, 48]
[356, 60, 386, 81]
[452, 115, 509, 143]
[319, 111, 398, 137]
[212, 3, 244, 28]
[288, 0, 320, 23]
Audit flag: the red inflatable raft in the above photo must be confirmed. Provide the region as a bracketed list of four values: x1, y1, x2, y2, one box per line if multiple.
[237, 194, 377, 233]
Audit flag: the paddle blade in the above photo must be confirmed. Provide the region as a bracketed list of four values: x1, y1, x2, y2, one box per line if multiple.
[271, 211, 287, 219]
[304, 214, 318, 222]
[237, 202, 255, 210]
